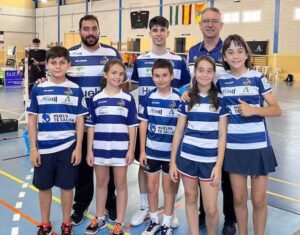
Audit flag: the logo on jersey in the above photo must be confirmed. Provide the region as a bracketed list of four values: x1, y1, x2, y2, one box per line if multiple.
[222, 88, 236, 95]
[242, 78, 251, 86]
[40, 96, 58, 103]
[53, 114, 75, 122]
[118, 99, 125, 107]
[64, 87, 73, 96]
[209, 104, 217, 112]
[42, 113, 51, 123]
[100, 57, 109, 65]
[149, 108, 162, 115]
[169, 100, 177, 115]
[149, 123, 156, 133]
[63, 96, 71, 104]
[76, 66, 84, 72]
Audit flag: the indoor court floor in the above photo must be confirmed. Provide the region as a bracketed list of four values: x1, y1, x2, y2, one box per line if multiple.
[0, 80, 300, 235]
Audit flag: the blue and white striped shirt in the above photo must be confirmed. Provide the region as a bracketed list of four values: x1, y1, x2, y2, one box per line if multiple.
[27, 80, 88, 154]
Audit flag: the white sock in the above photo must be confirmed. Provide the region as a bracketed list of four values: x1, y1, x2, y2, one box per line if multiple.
[140, 193, 149, 209]
[149, 211, 159, 223]
[97, 216, 105, 221]
[162, 214, 172, 227]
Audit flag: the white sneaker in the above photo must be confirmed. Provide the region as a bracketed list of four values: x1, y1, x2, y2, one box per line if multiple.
[171, 213, 179, 229]
[142, 220, 161, 235]
[130, 208, 149, 226]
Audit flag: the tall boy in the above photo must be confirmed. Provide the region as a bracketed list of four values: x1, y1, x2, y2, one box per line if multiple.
[130, 15, 190, 227]
[139, 59, 181, 235]
[27, 46, 88, 235]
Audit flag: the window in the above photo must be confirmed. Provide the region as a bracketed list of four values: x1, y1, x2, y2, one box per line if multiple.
[242, 10, 261, 22]
[294, 7, 300, 20]
[223, 12, 240, 23]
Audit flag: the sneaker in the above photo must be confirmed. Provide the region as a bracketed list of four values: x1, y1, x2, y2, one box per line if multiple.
[142, 220, 161, 235]
[108, 208, 117, 223]
[85, 217, 107, 235]
[36, 223, 52, 235]
[171, 213, 179, 229]
[112, 223, 124, 235]
[71, 209, 87, 225]
[160, 225, 173, 235]
[222, 221, 237, 235]
[61, 222, 72, 235]
[130, 208, 149, 226]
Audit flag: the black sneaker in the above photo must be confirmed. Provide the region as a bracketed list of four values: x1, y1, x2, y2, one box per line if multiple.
[85, 217, 107, 235]
[107, 209, 117, 223]
[142, 220, 161, 235]
[36, 223, 52, 235]
[222, 221, 236, 235]
[160, 225, 173, 235]
[61, 222, 72, 235]
[71, 209, 87, 225]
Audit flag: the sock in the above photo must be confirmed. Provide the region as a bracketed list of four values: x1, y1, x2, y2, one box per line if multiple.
[140, 193, 149, 209]
[162, 214, 172, 227]
[149, 211, 159, 224]
[97, 216, 105, 221]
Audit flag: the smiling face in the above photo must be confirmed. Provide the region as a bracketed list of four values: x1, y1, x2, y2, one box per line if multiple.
[152, 67, 173, 92]
[149, 24, 169, 47]
[200, 9, 223, 41]
[194, 59, 215, 90]
[47, 57, 70, 82]
[104, 63, 125, 89]
[223, 41, 248, 74]
[80, 19, 100, 48]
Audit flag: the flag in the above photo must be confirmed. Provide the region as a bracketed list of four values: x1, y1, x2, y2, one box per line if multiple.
[195, 3, 206, 24]
[169, 5, 179, 25]
[182, 4, 192, 25]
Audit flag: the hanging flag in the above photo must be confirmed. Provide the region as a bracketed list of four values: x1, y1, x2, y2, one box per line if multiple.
[182, 4, 192, 25]
[195, 3, 206, 24]
[169, 5, 179, 25]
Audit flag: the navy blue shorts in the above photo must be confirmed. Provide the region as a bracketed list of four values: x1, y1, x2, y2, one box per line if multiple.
[134, 130, 140, 162]
[176, 156, 215, 181]
[33, 142, 78, 190]
[144, 158, 170, 174]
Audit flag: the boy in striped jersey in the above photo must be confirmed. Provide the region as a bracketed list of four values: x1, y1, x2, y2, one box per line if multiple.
[139, 59, 181, 235]
[27, 46, 88, 235]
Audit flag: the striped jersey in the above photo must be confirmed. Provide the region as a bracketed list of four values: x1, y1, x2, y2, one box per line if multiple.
[138, 88, 181, 161]
[217, 69, 272, 150]
[130, 51, 190, 108]
[86, 90, 139, 165]
[178, 94, 226, 163]
[26, 79, 88, 154]
[66, 43, 122, 105]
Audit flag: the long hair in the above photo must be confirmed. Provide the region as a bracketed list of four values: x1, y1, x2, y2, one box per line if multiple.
[100, 58, 126, 90]
[188, 56, 219, 111]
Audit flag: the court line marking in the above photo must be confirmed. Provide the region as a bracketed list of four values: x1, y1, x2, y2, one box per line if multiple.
[269, 177, 300, 187]
[0, 109, 22, 116]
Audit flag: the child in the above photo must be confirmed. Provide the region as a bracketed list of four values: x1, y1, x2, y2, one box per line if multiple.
[85, 59, 138, 235]
[219, 34, 281, 235]
[170, 56, 227, 235]
[139, 59, 181, 235]
[27, 46, 88, 235]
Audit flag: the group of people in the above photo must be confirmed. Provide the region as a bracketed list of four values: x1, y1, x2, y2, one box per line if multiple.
[26, 7, 281, 235]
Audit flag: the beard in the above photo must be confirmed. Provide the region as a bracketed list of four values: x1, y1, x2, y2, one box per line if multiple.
[81, 35, 99, 47]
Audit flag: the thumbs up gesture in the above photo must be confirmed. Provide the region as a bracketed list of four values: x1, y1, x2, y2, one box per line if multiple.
[238, 98, 255, 117]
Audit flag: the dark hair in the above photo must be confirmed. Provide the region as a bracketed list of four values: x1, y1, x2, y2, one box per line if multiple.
[201, 7, 222, 18]
[149, 16, 169, 29]
[32, 38, 40, 44]
[100, 58, 126, 89]
[79, 14, 99, 30]
[188, 56, 219, 111]
[222, 34, 252, 71]
[46, 46, 70, 62]
[152, 59, 173, 75]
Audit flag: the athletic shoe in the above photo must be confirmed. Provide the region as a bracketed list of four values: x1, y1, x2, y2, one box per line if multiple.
[85, 217, 107, 235]
[130, 208, 149, 226]
[71, 209, 87, 225]
[61, 222, 73, 235]
[222, 221, 237, 235]
[142, 220, 161, 235]
[112, 223, 124, 235]
[108, 209, 117, 223]
[160, 225, 173, 235]
[171, 213, 179, 229]
[36, 223, 52, 235]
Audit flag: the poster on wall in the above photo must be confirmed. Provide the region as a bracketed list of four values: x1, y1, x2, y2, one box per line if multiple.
[130, 11, 149, 29]
[0, 31, 4, 44]
[247, 41, 268, 55]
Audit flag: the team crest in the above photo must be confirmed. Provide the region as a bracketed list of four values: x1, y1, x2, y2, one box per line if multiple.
[209, 104, 216, 112]
[118, 99, 125, 107]
[243, 78, 251, 86]
[100, 56, 109, 65]
[64, 87, 73, 96]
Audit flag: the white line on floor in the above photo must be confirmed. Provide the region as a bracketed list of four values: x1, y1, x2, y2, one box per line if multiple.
[15, 202, 22, 209]
[13, 214, 20, 221]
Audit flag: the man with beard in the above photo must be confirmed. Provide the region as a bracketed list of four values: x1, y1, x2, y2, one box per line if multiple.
[66, 14, 122, 226]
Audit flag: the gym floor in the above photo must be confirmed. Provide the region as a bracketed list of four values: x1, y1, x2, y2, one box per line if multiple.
[0, 80, 300, 235]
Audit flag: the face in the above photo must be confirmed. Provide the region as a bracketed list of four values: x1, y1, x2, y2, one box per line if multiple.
[223, 41, 248, 72]
[80, 20, 100, 47]
[152, 68, 173, 91]
[47, 57, 70, 80]
[200, 10, 223, 40]
[149, 25, 169, 47]
[32, 42, 40, 49]
[104, 64, 125, 88]
[194, 60, 215, 88]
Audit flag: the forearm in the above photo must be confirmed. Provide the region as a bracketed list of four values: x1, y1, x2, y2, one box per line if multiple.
[216, 117, 227, 168]
[252, 104, 281, 117]
[170, 116, 186, 164]
[28, 115, 37, 149]
[87, 127, 95, 153]
[139, 121, 148, 153]
[128, 126, 136, 152]
[75, 116, 84, 150]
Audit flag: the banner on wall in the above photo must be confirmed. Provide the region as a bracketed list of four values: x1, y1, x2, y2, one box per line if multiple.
[169, 5, 179, 25]
[130, 11, 149, 29]
[0, 31, 3, 44]
[247, 41, 268, 55]
[195, 3, 206, 24]
[182, 4, 192, 25]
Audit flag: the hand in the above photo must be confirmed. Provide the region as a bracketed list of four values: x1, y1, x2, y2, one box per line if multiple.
[35, 77, 48, 84]
[210, 166, 221, 188]
[139, 152, 147, 167]
[86, 151, 94, 167]
[181, 91, 190, 102]
[31, 58, 39, 66]
[238, 98, 255, 117]
[125, 150, 134, 165]
[169, 162, 179, 183]
[30, 150, 41, 167]
[71, 148, 82, 166]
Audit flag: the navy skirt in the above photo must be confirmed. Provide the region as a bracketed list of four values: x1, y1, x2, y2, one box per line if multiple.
[224, 146, 278, 176]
